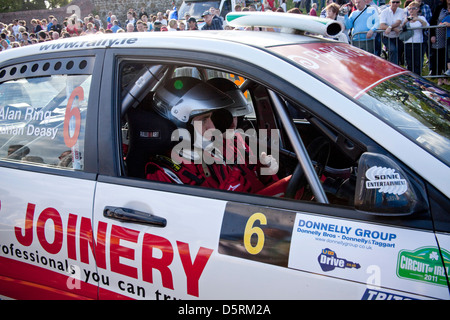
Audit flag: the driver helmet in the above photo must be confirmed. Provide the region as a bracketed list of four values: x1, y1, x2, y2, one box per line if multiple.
[206, 77, 253, 117]
[153, 77, 235, 129]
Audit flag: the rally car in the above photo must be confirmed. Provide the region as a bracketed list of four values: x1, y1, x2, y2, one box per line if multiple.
[0, 12, 449, 300]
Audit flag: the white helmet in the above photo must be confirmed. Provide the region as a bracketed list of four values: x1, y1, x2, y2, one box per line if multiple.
[153, 77, 235, 128]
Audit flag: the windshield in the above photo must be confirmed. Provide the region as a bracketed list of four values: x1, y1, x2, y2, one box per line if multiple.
[358, 74, 450, 166]
[269, 42, 450, 166]
[179, 0, 221, 19]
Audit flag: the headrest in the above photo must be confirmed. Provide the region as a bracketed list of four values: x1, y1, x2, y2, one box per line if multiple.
[127, 107, 177, 155]
[125, 106, 177, 178]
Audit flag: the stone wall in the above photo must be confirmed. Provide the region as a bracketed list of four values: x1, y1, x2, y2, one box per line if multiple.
[0, 0, 94, 26]
[0, 0, 178, 29]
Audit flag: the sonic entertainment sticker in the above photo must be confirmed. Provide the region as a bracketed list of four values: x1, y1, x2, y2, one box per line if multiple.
[397, 247, 450, 286]
[365, 166, 408, 195]
[318, 248, 361, 272]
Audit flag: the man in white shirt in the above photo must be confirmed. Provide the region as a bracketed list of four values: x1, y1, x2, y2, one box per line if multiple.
[12, 20, 20, 37]
[380, 0, 406, 64]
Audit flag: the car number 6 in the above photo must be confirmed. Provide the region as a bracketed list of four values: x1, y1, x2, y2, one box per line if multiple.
[244, 213, 267, 255]
[63, 86, 83, 148]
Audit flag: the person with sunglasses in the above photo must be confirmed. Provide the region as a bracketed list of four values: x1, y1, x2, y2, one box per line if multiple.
[402, 1, 430, 74]
[380, 0, 407, 65]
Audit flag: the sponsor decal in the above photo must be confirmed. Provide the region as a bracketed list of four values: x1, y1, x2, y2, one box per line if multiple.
[317, 248, 360, 272]
[296, 218, 397, 249]
[269, 42, 408, 99]
[1, 202, 214, 299]
[361, 288, 418, 300]
[39, 38, 138, 51]
[396, 247, 450, 287]
[365, 166, 408, 195]
[219, 202, 295, 267]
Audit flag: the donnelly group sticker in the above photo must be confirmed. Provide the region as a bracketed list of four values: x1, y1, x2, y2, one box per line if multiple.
[396, 247, 450, 286]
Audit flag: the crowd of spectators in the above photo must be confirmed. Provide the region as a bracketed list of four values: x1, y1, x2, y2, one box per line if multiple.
[0, 2, 305, 51]
[0, 0, 448, 82]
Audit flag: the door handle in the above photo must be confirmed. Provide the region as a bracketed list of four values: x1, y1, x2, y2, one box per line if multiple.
[103, 206, 167, 227]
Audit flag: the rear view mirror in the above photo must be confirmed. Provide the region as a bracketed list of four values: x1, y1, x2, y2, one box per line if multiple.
[354, 152, 428, 216]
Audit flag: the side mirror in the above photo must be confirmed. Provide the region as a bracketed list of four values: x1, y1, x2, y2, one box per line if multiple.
[354, 152, 428, 216]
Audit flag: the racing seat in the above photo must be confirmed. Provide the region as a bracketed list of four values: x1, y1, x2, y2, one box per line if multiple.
[125, 106, 177, 178]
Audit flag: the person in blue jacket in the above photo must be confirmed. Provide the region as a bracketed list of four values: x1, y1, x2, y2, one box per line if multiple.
[344, 0, 380, 54]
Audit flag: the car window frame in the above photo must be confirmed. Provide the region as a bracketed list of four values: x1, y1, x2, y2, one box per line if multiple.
[98, 47, 435, 231]
[0, 49, 105, 179]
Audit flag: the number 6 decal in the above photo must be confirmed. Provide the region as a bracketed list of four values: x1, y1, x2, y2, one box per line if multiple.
[244, 213, 267, 255]
[63, 86, 83, 148]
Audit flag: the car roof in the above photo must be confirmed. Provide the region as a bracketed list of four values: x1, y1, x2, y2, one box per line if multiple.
[0, 30, 321, 63]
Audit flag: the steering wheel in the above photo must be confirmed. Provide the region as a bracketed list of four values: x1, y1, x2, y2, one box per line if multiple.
[285, 137, 331, 199]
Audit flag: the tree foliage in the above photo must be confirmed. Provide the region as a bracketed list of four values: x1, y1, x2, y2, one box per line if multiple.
[0, 0, 70, 13]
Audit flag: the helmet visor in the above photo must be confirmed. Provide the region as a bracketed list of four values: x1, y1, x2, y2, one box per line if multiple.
[170, 82, 235, 123]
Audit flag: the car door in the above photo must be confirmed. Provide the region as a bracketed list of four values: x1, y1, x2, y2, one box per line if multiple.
[91, 47, 449, 300]
[0, 51, 103, 299]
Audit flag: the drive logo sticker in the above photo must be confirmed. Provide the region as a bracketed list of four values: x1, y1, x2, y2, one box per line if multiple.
[396, 247, 450, 286]
[318, 248, 361, 272]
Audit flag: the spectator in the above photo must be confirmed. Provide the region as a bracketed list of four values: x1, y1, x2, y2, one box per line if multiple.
[20, 31, 32, 46]
[106, 11, 113, 24]
[380, 0, 406, 65]
[201, 11, 223, 30]
[50, 18, 62, 34]
[85, 22, 96, 34]
[344, 0, 380, 54]
[325, 3, 349, 42]
[301, 0, 312, 14]
[47, 16, 54, 31]
[416, 0, 432, 21]
[320, 0, 335, 17]
[402, 1, 429, 74]
[169, 2, 178, 20]
[125, 11, 137, 31]
[139, 7, 148, 20]
[19, 20, 28, 32]
[211, 7, 224, 27]
[310, 3, 318, 16]
[153, 21, 163, 31]
[37, 30, 47, 42]
[1, 39, 11, 50]
[126, 22, 135, 32]
[41, 19, 48, 32]
[136, 20, 147, 32]
[430, 0, 450, 85]
[30, 19, 43, 34]
[187, 17, 198, 30]
[141, 15, 153, 31]
[111, 20, 123, 33]
[168, 19, 178, 31]
[66, 15, 80, 36]
[51, 31, 60, 40]
[12, 19, 20, 37]
[156, 12, 168, 26]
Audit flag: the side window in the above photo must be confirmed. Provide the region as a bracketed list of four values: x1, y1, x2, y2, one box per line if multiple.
[0, 74, 91, 170]
[118, 60, 428, 217]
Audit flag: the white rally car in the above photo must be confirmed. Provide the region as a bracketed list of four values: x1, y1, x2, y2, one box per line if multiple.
[0, 12, 449, 300]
